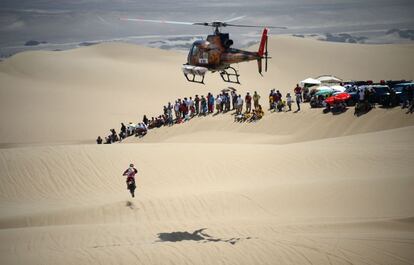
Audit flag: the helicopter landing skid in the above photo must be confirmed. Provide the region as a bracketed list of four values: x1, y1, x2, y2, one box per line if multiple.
[220, 67, 240, 84]
[183, 73, 205, 84]
[182, 65, 207, 84]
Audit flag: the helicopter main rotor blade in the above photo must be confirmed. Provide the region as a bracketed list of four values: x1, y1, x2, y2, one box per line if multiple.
[120, 18, 201, 26]
[224, 23, 287, 29]
[121, 17, 287, 29]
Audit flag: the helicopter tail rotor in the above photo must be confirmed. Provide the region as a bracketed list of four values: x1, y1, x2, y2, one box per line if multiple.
[257, 28, 270, 74]
[265, 31, 269, 72]
[258, 28, 268, 57]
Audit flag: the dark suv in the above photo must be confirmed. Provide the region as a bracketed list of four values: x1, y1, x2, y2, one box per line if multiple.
[392, 83, 414, 105]
[347, 85, 394, 106]
[371, 85, 394, 106]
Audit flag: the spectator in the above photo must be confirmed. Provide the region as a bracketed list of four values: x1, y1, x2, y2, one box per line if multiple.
[286, 93, 292, 111]
[194, 95, 200, 115]
[245, 92, 252, 113]
[120, 122, 126, 135]
[200, 95, 207, 116]
[359, 88, 365, 102]
[231, 91, 237, 110]
[253, 91, 260, 109]
[127, 122, 135, 136]
[174, 100, 181, 121]
[269, 89, 275, 110]
[207, 93, 215, 113]
[143, 115, 149, 126]
[216, 95, 222, 113]
[236, 94, 244, 114]
[294, 84, 302, 112]
[110, 129, 118, 142]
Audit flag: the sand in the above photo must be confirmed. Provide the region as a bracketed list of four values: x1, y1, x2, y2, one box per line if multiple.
[0, 36, 413, 145]
[0, 36, 413, 265]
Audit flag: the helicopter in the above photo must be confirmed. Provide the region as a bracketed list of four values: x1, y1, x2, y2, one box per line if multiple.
[120, 16, 286, 84]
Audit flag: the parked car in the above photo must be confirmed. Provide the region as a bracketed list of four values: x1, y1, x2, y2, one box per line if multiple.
[344, 86, 358, 106]
[347, 85, 394, 106]
[392, 82, 414, 105]
[370, 85, 396, 107]
[344, 85, 374, 106]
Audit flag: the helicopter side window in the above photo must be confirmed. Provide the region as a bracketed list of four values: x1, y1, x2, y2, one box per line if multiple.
[191, 45, 199, 56]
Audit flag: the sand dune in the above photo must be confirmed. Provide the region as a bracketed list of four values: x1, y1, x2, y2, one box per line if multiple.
[0, 36, 413, 145]
[0, 36, 414, 265]
[1, 126, 413, 264]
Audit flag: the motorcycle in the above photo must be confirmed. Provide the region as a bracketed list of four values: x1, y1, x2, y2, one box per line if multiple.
[126, 177, 136, 198]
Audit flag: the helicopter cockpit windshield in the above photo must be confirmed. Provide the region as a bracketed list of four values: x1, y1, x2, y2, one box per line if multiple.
[192, 40, 209, 53]
[188, 40, 210, 65]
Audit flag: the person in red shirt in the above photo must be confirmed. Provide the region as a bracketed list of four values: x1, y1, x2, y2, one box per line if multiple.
[294, 84, 302, 112]
[294, 84, 302, 96]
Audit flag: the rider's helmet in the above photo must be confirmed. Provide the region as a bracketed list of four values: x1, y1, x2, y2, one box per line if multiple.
[130, 163, 134, 167]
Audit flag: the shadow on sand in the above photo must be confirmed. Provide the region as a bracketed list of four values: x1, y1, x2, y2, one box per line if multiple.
[125, 201, 135, 209]
[157, 228, 251, 245]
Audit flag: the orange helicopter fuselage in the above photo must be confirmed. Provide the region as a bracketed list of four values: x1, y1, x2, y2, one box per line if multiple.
[187, 34, 260, 71]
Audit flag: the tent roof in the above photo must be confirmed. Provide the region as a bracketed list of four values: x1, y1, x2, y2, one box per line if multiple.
[316, 75, 343, 83]
[300, 78, 321, 86]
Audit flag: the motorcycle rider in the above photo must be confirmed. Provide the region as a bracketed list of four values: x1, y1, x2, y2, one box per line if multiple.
[123, 163, 138, 197]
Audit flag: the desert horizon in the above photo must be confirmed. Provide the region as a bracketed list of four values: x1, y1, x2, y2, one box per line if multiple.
[1, 0, 414, 58]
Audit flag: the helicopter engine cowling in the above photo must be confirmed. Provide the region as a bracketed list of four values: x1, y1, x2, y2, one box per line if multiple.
[223, 39, 233, 49]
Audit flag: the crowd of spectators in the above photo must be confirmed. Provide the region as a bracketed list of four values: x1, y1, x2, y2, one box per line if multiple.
[97, 82, 413, 144]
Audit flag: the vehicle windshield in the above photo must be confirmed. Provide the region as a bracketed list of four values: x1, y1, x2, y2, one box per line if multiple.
[374, 86, 389, 94]
[393, 86, 404, 93]
[345, 87, 357, 93]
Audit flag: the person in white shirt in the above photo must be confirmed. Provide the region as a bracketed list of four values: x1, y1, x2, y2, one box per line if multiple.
[236, 95, 244, 114]
[359, 88, 365, 102]
[286, 93, 292, 111]
[188, 97, 194, 116]
[174, 101, 180, 120]
[216, 95, 222, 113]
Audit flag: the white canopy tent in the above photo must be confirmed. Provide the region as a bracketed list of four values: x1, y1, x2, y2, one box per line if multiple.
[300, 78, 321, 87]
[316, 75, 343, 84]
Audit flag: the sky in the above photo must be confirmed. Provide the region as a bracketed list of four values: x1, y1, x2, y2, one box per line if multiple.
[0, 0, 413, 56]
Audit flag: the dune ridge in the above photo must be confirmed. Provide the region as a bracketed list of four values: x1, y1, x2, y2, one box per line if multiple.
[0, 36, 414, 265]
